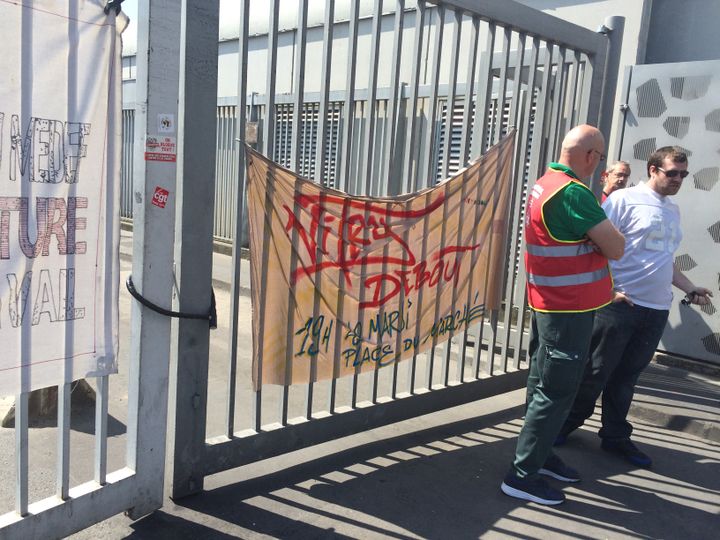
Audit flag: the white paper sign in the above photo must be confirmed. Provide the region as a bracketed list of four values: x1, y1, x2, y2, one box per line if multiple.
[0, 1, 126, 395]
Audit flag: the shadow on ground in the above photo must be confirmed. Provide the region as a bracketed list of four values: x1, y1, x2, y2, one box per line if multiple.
[125, 403, 720, 539]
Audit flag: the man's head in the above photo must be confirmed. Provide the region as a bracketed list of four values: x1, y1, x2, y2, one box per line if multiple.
[601, 161, 631, 195]
[558, 125, 606, 180]
[646, 146, 689, 197]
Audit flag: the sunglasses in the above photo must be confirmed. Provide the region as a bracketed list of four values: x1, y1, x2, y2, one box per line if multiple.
[657, 167, 690, 179]
[589, 149, 606, 162]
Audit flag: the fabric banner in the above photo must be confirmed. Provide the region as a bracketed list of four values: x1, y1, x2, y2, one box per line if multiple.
[0, 1, 126, 395]
[247, 131, 515, 389]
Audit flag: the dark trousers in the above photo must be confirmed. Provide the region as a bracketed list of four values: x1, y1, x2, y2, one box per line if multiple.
[511, 310, 594, 478]
[562, 301, 669, 441]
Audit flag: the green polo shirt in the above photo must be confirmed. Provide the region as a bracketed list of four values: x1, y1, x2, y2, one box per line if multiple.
[543, 163, 607, 241]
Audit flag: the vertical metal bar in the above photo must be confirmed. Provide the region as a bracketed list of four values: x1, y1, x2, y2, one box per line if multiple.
[253, 0, 280, 434]
[227, 0, 250, 440]
[402, 0, 426, 194]
[94, 375, 109, 484]
[466, 21, 495, 378]
[547, 47, 566, 168]
[314, 0, 335, 184]
[307, 0, 334, 420]
[492, 27, 511, 145]
[567, 50, 581, 128]
[421, 5, 444, 187]
[277, 0, 309, 427]
[168, 0, 219, 499]
[338, 0, 360, 193]
[508, 33, 526, 130]
[457, 15, 479, 170]
[15, 392, 28, 516]
[290, 2, 308, 172]
[531, 42, 554, 180]
[498, 33, 527, 370]
[262, 0, 280, 158]
[510, 40, 554, 371]
[470, 21, 496, 159]
[418, 4, 444, 389]
[436, 8, 462, 386]
[384, 1, 405, 397]
[362, 0, 383, 196]
[577, 52, 591, 125]
[509, 36, 538, 371]
[455, 15, 479, 381]
[57, 383, 71, 500]
[382, 0, 405, 198]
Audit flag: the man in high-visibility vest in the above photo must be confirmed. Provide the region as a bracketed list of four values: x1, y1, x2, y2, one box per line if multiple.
[556, 146, 712, 467]
[501, 124, 625, 506]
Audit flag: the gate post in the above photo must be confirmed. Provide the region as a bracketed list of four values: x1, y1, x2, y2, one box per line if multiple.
[126, 0, 182, 519]
[168, 0, 220, 500]
[593, 15, 625, 194]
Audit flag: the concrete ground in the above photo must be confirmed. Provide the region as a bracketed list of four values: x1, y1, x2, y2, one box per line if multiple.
[1, 229, 718, 539]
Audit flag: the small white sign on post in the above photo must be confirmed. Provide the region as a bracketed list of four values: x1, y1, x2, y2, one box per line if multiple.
[0, 1, 126, 395]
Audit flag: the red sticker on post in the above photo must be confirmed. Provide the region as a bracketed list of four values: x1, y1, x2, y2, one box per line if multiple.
[152, 187, 169, 208]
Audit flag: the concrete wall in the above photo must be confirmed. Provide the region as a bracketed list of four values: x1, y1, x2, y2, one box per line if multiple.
[644, 0, 720, 63]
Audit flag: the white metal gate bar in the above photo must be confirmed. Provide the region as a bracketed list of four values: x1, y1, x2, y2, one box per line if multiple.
[168, 0, 624, 500]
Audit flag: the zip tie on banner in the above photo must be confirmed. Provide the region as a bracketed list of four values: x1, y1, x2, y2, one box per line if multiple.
[125, 275, 218, 329]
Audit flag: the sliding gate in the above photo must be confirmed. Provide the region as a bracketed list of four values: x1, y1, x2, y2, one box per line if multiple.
[168, 0, 624, 499]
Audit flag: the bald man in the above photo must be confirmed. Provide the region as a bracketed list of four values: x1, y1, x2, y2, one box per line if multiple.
[501, 125, 625, 505]
[601, 161, 631, 202]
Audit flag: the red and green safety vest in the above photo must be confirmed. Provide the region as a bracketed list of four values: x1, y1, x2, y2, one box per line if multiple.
[524, 170, 613, 313]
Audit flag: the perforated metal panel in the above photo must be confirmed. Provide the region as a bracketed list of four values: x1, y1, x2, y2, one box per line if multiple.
[620, 60, 720, 364]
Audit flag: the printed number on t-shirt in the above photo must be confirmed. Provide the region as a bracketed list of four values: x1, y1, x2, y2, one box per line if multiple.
[645, 217, 679, 253]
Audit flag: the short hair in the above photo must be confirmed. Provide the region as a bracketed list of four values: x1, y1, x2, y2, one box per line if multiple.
[606, 160, 630, 175]
[647, 146, 688, 177]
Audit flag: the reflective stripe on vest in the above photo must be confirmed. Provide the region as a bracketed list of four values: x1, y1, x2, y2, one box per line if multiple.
[527, 266, 609, 287]
[525, 243, 595, 257]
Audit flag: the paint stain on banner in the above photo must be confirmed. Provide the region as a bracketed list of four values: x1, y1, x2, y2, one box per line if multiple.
[145, 135, 177, 162]
[152, 187, 169, 208]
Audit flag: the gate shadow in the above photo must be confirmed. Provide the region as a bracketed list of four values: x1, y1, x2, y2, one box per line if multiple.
[127, 404, 720, 539]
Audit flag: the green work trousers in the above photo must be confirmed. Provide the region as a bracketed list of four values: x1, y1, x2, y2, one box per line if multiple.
[511, 309, 595, 478]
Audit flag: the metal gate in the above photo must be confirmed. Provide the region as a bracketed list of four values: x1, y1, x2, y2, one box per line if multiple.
[617, 59, 720, 365]
[167, 0, 623, 499]
[0, 0, 213, 537]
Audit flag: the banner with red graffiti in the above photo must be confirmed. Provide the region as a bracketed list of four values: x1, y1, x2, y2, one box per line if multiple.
[0, 1, 126, 395]
[246, 131, 515, 389]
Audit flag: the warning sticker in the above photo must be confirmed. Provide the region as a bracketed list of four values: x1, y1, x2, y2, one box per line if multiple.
[145, 136, 177, 162]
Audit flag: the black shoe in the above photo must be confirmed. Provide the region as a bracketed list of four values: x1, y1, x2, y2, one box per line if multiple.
[601, 438, 652, 468]
[501, 472, 566, 505]
[539, 454, 581, 483]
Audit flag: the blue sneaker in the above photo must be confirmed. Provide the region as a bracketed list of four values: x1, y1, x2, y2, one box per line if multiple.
[539, 454, 581, 483]
[501, 472, 566, 505]
[601, 438, 652, 468]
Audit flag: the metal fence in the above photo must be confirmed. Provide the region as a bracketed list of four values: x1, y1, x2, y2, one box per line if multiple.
[167, 0, 621, 499]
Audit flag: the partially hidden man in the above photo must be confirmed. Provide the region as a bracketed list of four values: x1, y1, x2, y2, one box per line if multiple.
[501, 125, 625, 506]
[556, 146, 713, 467]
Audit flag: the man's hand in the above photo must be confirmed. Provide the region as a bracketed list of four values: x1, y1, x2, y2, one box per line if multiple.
[682, 287, 713, 306]
[612, 290, 634, 306]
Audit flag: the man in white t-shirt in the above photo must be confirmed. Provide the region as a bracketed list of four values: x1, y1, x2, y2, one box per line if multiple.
[555, 146, 713, 467]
